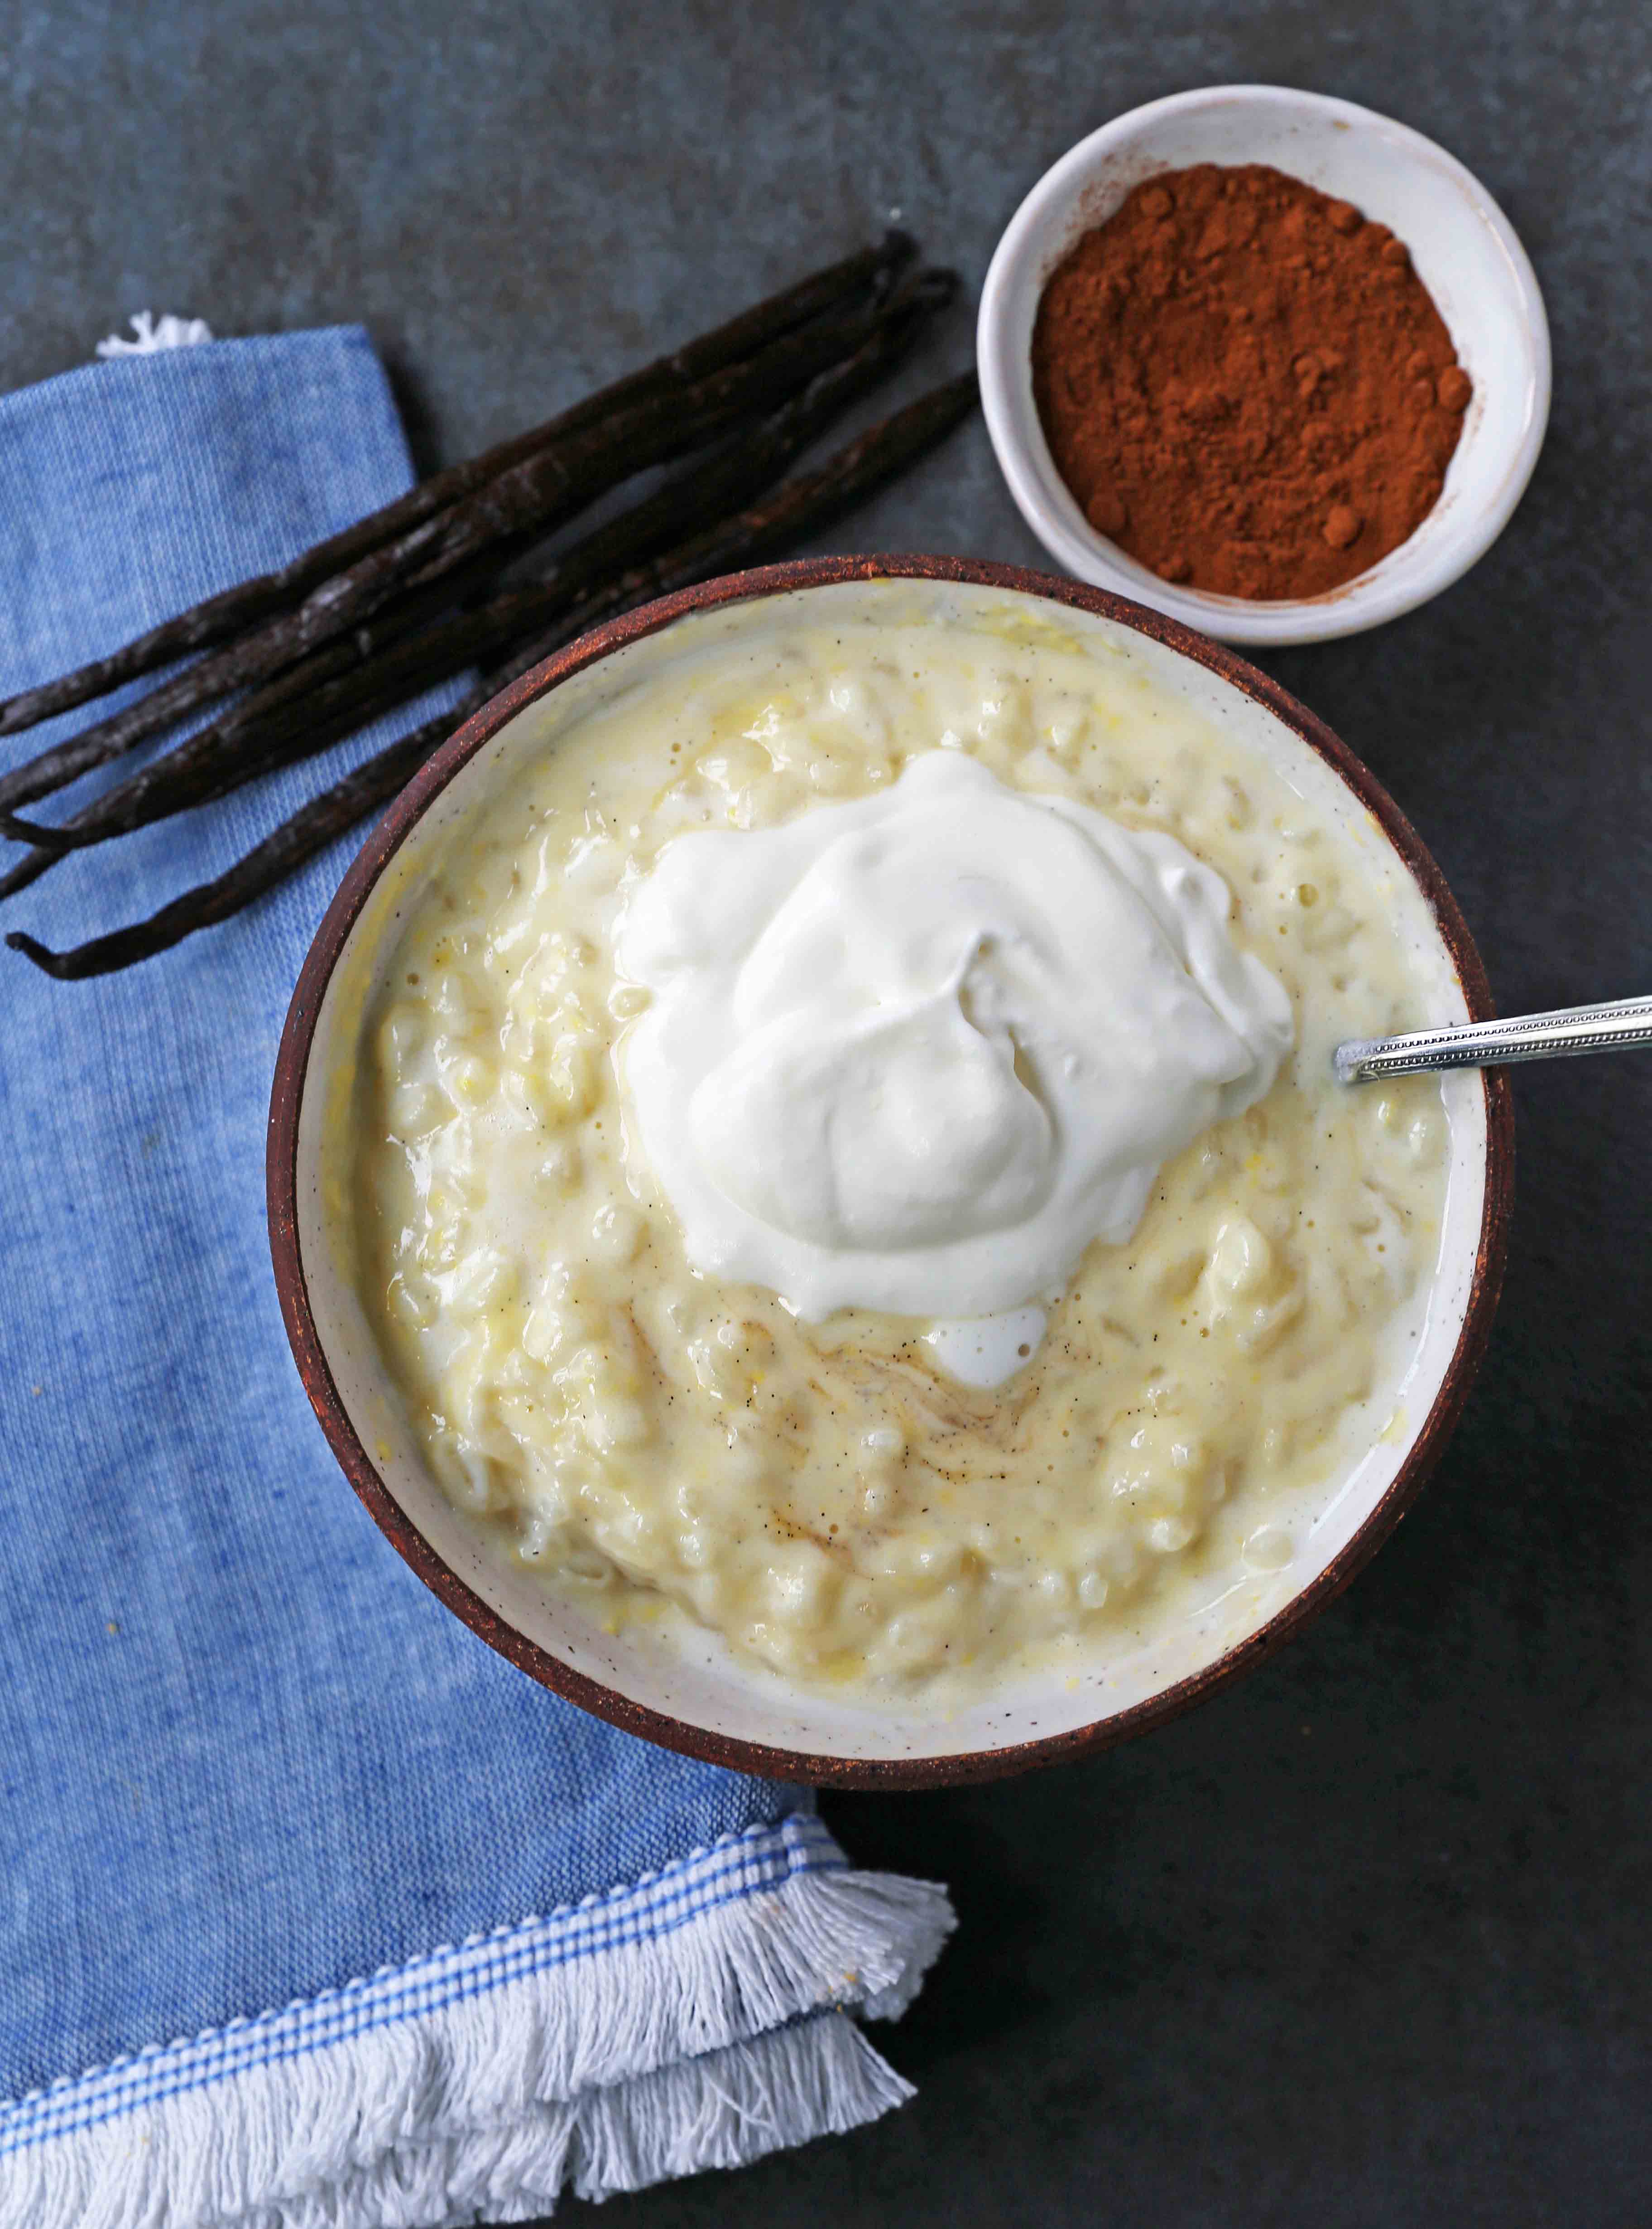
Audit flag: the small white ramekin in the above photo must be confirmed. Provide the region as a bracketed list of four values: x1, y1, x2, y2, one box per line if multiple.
[977, 85, 1551, 646]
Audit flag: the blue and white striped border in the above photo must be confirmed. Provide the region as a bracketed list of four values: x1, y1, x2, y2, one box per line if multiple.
[0, 1811, 844, 2158]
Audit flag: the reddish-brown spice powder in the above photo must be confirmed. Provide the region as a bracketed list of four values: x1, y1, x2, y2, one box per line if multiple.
[1030, 163, 1472, 600]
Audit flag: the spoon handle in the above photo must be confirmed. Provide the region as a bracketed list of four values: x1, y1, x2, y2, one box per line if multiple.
[1335, 995, 1652, 1083]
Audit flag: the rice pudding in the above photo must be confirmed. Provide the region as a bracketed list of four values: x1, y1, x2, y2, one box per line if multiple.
[345, 585, 1453, 1699]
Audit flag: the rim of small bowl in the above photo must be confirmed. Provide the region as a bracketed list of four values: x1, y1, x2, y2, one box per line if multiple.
[268, 554, 1515, 1789]
[977, 83, 1552, 647]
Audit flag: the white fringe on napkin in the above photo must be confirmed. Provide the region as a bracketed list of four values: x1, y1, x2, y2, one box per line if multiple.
[96, 312, 215, 358]
[0, 1815, 952, 2229]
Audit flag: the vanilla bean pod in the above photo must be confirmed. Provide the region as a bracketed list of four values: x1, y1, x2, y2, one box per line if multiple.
[4, 712, 460, 981]
[483, 370, 980, 695]
[1, 272, 958, 865]
[0, 234, 914, 744]
[0, 264, 918, 820]
[0, 547, 520, 876]
[6, 372, 976, 979]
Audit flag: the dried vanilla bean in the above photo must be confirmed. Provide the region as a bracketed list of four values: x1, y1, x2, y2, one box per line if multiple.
[0, 272, 958, 864]
[0, 232, 914, 742]
[6, 372, 977, 979]
[0, 268, 919, 820]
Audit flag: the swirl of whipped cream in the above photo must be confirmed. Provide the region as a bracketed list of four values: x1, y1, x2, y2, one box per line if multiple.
[614, 751, 1293, 1322]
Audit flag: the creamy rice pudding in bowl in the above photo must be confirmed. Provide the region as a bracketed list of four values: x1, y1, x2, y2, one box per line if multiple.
[269, 557, 1512, 1786]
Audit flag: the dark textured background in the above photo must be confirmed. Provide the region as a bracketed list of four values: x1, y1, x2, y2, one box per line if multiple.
[5, 2, 1649, 2222]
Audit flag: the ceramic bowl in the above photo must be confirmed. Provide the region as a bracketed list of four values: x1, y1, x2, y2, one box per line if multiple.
[268, 556, 1513, 1788]
[977, 85, 1551, 646]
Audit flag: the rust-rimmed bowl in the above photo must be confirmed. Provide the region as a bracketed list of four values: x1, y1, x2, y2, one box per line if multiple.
[269, 555, 1513, 1790]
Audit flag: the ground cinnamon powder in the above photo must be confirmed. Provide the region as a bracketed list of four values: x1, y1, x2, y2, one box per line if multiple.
[1030, 163, 1472, 600]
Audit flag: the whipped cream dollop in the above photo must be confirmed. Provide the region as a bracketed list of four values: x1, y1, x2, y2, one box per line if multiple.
[615, 751, 1293, 1326]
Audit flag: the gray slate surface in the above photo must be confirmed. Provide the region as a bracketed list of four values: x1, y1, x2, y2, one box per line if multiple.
[3, 2, 1649, 2224]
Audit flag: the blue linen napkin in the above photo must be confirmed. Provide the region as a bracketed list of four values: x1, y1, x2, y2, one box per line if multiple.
[0, 329, 950, 2228]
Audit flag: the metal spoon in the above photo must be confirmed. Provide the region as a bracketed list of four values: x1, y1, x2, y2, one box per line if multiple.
[1335, 995, 1652, 1084]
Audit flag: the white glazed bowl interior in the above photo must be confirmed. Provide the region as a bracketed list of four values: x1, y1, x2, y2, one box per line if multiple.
[291, 576, 1490, 1772]
[978, 85, 1551, 646]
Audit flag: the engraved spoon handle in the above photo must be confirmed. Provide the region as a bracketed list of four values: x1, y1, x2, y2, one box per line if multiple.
[1335, 995, 1652, 1083]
